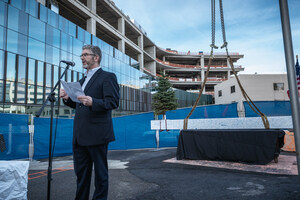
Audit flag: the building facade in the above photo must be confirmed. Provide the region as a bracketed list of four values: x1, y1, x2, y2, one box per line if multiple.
[0, 0, 155, 117]
[214, 74, 289, 116]
[0, 0, 240, 117]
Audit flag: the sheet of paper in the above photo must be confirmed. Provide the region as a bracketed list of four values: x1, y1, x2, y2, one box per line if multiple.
[61, 79, 85, 103]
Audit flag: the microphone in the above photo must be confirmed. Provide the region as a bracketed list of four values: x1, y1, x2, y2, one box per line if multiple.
[61, 60, 75, 66]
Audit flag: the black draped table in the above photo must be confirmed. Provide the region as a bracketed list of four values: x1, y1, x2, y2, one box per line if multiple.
[176, 129, 285, 164]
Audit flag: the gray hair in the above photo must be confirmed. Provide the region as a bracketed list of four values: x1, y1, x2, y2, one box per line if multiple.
[82, 45, 102, 64]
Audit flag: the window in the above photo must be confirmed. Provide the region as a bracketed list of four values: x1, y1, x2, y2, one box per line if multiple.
[29, 16, 45, 42]
[72, 55, 82, 73]
[25, 0, 38, 18]
[60, 49, 72, 62]
[47, 9, 58, 28]
[66, 69, 72, 82]
[77, 26, 85, 42]
[45, 44, 60, 65]
[53, 65, 59, 85]
[7, 5, 28, 35]
[28, 59, 36, 85]
[17, 55, 26, 83]
[0, 50, 4, 80]
[7, 29, 28, 56]
[231, 85, 235, 93]
[0, 26, 6, 50]
[218, 90, 222, 97]
[61, 32, 72, 53]
[46, 24, 60, 48]
[45, 64, 52, 87]
[102, 53, 109, 68]
[6, 52, 16, 81]
[27, 84, 35, 104]
[36, 85, 43, 104]
[28, 37, 45, 61]
[16, 83, 25, 103]
[73, 38, 83, 56]
[0, 1, 7, 27]
[10, 0, 26, 11]
[59, 16, 69, 33]
[5, 81, 15, 102]
[274, 83, 284, 91]
[68, 21, 76, 38]
[84, 31, 91, 45]
[39, 4, 47, 23]
[0, 80, 3, 102]
[37, 61, 44, 86]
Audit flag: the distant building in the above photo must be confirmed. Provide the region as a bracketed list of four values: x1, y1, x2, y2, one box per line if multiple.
[214, 74, 289, 116]
[156, 49, 244, 95]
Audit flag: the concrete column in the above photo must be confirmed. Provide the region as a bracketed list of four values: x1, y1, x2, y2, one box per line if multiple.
[201, 55, 204, 68]
[138, 35, 143, 49]
[118, 17, 125, 35]
[87, 0, 96, 35]
[87, 18, 96, 35]
[87, 0, 96, 13]
[227, 58, 230, 67]
[118, 39, 125, 53]
[138, 52, 144, 70]
[163, 56, 165, 62]
[227, 70, 231, 79]
[201, 70, 205, 81]
[144, 46, 156, 58]
[144, 61, 156, 75]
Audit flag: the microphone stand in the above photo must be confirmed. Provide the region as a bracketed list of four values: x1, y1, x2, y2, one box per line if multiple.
[36, 62, 72, 200]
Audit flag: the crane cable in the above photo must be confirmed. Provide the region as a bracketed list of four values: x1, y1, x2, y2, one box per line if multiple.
[183, 0, 269, 130]
[183, 0, 217, 130]
[219, 0, 269, 129]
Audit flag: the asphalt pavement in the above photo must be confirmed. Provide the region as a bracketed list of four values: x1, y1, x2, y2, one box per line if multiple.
[28, 148, 300, 200]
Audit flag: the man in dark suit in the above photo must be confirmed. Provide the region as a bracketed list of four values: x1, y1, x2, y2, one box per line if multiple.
[60, 45, 119, 200]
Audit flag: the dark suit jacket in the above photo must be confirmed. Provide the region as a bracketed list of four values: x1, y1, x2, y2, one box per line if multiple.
[63, 68, 120, 146]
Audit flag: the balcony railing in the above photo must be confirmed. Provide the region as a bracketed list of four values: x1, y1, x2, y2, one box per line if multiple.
[157, 59, 242, 69]
[204, 65, 242, 68]
[157, 75, 227, 82]
[156, 58, 200, 69]
[164, 49, 203, 55]
[162, 48, 240, 56]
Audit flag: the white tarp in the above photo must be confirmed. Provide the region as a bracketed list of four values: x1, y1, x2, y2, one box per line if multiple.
[0, 161, 29, 200]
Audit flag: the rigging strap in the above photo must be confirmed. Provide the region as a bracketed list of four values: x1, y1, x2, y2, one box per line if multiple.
[183, 0, 269, 130]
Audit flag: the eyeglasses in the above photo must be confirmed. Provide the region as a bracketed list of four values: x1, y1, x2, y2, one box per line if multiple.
[80, 53, 95, 57]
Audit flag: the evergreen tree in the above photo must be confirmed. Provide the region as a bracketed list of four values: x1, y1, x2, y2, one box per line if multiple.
[152, 75, 178, 117]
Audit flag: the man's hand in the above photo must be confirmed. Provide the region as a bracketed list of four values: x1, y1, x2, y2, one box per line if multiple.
[60, 88, 69, 100]
[77, 96, 93, 106]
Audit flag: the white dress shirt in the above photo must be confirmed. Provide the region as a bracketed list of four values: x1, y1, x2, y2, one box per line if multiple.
[82, 66, 101, 91]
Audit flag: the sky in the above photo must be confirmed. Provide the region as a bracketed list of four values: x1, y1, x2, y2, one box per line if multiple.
[112, 0, 300, 74]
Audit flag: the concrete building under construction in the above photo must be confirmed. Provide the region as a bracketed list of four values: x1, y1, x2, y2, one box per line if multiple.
[48, 0, 244, 95]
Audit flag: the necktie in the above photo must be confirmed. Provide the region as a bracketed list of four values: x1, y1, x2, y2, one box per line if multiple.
[82, 76, 88, 90]
[82, 76, 87, 85]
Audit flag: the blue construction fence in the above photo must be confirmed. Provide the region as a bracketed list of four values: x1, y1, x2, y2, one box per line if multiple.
[0, 113, 29, 160]
[244, 101, 292, 117]
[0, 101, 293, 160]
